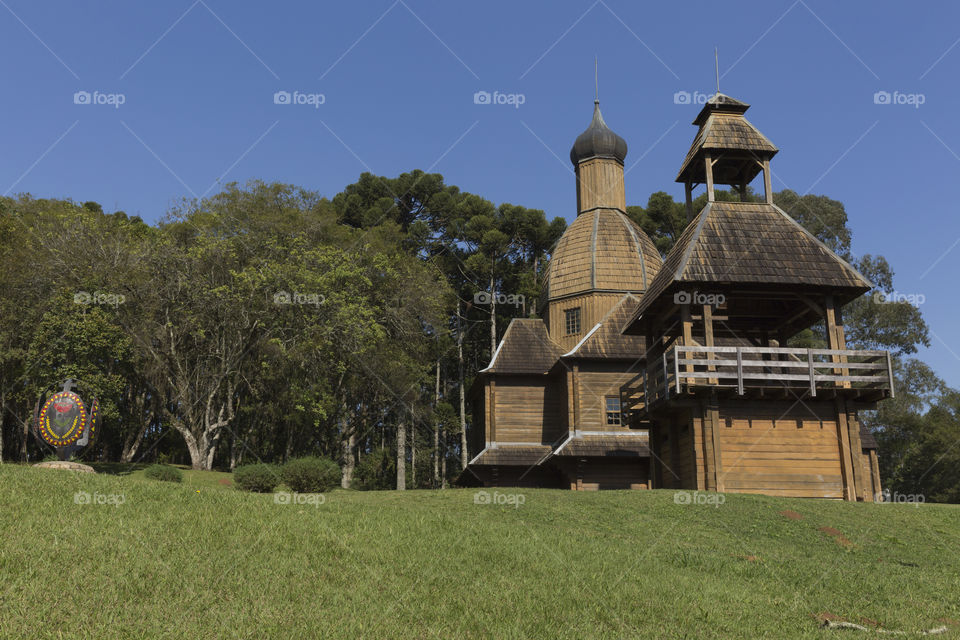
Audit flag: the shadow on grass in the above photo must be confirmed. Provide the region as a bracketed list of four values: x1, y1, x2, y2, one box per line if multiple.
[88, 462, 149, 476]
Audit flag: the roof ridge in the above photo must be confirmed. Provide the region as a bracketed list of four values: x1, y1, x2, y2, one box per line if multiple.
[673, 201, 713, 281]
[615, 211, 649, 288]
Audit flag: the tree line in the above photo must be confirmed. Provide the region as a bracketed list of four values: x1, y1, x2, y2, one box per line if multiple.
[0, 173, 956, 500]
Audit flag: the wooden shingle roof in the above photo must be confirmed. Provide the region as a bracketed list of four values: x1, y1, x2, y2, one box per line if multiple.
[564, 294, 647, 359]
[546, 209, 662, 300]
[470, 445, 552, 466]
[625, 201, 873, 326]
[481, 318, 563, 374]
[676, 94, 778, 185]
[556, 433, 650, 457]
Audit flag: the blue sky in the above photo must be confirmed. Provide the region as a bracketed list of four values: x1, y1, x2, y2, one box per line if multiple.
[2, 1, 959, 386]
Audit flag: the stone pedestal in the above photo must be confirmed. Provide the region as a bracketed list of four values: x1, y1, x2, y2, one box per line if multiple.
[33, 461, 96, 473]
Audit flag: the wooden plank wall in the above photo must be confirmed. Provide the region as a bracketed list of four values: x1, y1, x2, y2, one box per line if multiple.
[492, 377, 564, 444]
[576, 157, 626, 212]
[547, 292, 624, 351]
[576, 365, 643, 431]
[715, 401, 844, 498]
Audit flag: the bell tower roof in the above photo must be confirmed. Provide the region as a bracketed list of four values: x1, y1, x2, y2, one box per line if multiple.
[676, 93, 777, 187]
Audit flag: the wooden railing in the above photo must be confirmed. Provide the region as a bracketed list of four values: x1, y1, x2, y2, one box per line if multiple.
[623, 345, 894, 418]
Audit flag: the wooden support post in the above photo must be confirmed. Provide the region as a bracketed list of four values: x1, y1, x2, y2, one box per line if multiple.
[681, 304, 694, 386]
[703, 303, 716, 384]
[736, 348, 744, 395]
[845, 402, 867, 501]
[701, 402, 716, 492]
[825, 296, 850, 388]
[705, 154, 715, 202]
[869, 449, 882, 500]
[572, 364, 580, 432]
[708, 395, 723, 492]
[685, 180, 694, 221]
[489, 379, 496, 442]
[691, 413, 706, 491]
[762, 158, 773, 204]
[669, 420, 680, 489]
[739, 181, 747, 202]
[834, 401, 857, 501]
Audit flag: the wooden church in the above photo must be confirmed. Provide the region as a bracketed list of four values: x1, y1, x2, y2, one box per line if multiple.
[462, 93, 892, 500]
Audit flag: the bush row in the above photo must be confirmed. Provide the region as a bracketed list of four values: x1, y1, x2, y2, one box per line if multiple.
[233, 457, 341, 493]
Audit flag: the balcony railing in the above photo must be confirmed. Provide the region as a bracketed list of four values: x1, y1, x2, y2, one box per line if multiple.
[622, 345, 894, 419]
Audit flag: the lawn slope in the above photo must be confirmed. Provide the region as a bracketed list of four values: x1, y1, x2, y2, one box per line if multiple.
[0, 464, 958, 639]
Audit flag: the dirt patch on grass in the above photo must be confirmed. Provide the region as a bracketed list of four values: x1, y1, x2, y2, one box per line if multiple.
[731, 554, 761, 563]
[779, 509, 803, 520]
[218, 478, 233, 486]
[819, 526, 855, 549]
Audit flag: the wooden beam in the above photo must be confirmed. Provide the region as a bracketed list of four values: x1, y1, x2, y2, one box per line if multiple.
[681, 304, 694, 385]
[572, 364, 581, 431]
[834, 402, 856, 501]
[845, 402, 867, 501]
[703, 303, 717, 384]
[685, 181, 694, 222]
[762, 158, 773, 204]
[869, 449, 881, 501]
[701, 402, 716, 491]
[709, 395, 723, 492]
[705, 153, 715, 202]
[489, 379, 496, 442]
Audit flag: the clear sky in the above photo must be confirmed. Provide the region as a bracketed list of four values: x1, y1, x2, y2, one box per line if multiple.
[2, 1, 959, 386]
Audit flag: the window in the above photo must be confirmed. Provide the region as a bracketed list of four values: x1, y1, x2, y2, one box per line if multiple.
[605, 396, 622, 426]
[564, 307, 581, 335]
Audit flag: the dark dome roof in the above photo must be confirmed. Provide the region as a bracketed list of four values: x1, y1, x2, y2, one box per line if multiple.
[570, 100, 628, 165]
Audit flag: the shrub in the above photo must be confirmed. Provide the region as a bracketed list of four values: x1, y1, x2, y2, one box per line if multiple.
[143, 464, 183, 483]
[233, 463, 281, 493]
[281, 457, 341, 493]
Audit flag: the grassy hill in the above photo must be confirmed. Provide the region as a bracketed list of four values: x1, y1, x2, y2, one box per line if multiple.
[1, 464, 958, 639]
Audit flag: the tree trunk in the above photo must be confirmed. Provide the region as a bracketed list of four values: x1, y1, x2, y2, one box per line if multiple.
[20, 412, 29, 462]
[230, 433, 240, 471]
[396, 418, 406, 490]
[341, 429, 356, 489]
[458, 300, 468, 471]
[489, 272, 497, 357]
[440, 424, 448, 489]
[0, 390, 5, 464]
[433, 359, 440, 489]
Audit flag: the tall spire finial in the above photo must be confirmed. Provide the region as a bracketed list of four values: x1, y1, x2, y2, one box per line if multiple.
[595, 55, 599, 103]
[714, 47, 720, 95]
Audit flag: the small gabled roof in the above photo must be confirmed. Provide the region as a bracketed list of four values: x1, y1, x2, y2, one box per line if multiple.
[469, 444, 552, 466]
[624, 201, 873, 330]
[555, 433, 650, 457]
[481, 318, 563, 375]
[676, 94, 778, 185]
[563, 294, 647, 359]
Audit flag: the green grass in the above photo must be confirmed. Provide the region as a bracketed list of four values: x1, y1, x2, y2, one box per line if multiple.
[1, 464, 958, 639]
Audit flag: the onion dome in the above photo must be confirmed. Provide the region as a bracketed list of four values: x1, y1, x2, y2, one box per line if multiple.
[570, 100, 628, 166]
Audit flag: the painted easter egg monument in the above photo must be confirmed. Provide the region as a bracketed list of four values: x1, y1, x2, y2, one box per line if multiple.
[34, 379, 99, 460]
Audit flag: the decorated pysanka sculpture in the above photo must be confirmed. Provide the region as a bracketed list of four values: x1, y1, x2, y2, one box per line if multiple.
[34, 379, 99, 460]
